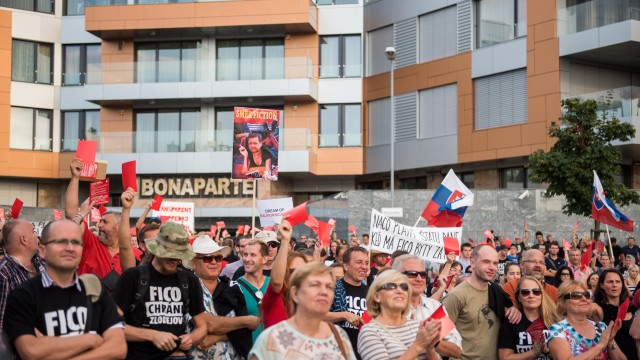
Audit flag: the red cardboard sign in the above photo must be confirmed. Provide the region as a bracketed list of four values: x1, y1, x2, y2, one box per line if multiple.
[151, 195, 164, 211]
[209, 225, 217, 236]
[305, 215, 319, 234]
[318, 221, 332, 247]
[483, 229, 493, 239]
[263, 226, 275, 231]
[359, 311, 373, 329]
[98, 204, 107, 216]
[328, 218, 336, 226]
[121, 161, 137, 192]
[581, 241, 594, 268]
[10, 198, 23, 219]
[282, 202, 309, 227]
[91, 208, 101, 222]
[217, 221, 226, 229]
[90, 179, 110, 205]
[349, 224, 356, 234]
[76, 140, 98, 179]
[594, 240, 605, 253]
[428, 305, 456, 340]
[563, 238, 572, 250]
[237, 225, 245, 235]
[53, 209, 63, 220]
[503, 239, 513, 248]
[443, 237, 460, 256]
[526, 317, 545, 342]
[618, 298, 630, 322]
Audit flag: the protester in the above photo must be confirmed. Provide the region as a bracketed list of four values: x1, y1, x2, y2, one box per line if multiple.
[554, 265, 574, 289]
[236, 237, 271, 342]
[357, 269, 441, 360]
[443, 244, 521, 359]
[330, 263, 345, 281]
[502, 262, 521, 285]
[548, 280, 625, 360]
[327, 246, 369, 358]
[506, 245, 519, 262]
[367, 250, 389, 285]
[592, 269, 638, 360]
[249, 262, 357, 359]
[233, 233, 278, 280]
[326, 240, 341, 264]
[498, 276, 560, 360]
[611, 237, 623, 266]
[595, 252, 614, 275]
[112, 222, 208, 359]
[459, 242, 472, 272]
[0, 219, 45, 330]
[625, 264, 639, 293]
[185, 234, 259, 360]
[567, 247, 593, 283]
[586, 272, 599, 295]
[544, 241, 566, 286]
[3, 220, 126, 359]
[503, 250, 558, 304]
[619, 254, 636, 276]
[392, 254, 462, 358]
[219, 235, 251, 279]
[622, 237, 640, 261]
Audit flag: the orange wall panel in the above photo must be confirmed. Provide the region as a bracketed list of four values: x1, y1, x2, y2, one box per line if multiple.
[0, 10, 11, 176]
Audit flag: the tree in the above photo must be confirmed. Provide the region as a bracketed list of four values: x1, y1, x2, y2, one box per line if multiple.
[528, 95, 640, 236]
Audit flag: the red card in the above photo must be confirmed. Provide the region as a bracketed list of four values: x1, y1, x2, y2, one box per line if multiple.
[121, 160, 137, 192]
[151, 195, 163, 211]
[594, 241, 605, 253]
[563, 238, 572, 250]
[160, 216, 170, 224]
[443, 237, 460, 256]
[10, 198, 23, 219]
[237, 225, 245, 235]
[244, 225, 251, 234]
[217, 221, 226, 229]
[581, 241, 594, 268]
[76, 140, 98, 178]
[282, 202, 309, 227]
[53, 209, 63, 220]
[503, 239, 513, 248]
[483, 229, 493, 239]
[0, 208, 4, 220]
[526, 317, 545, 342]
[209, 225, 217, 235]
[263, 226, 274, 231]
[305, 215, 319, 234]
[428, 305, 456, 340]
[359, 311, 373, 329]
[445, 274, 455, 288]
[349, 225, 356, 234]
[98, 204, 107, 216]
[90, 179, 110, 205]
[618, 298, 630, 322]
[328, 218, 336, 226]
[318, 221, 332, 247]
[91, 208, 101, 222]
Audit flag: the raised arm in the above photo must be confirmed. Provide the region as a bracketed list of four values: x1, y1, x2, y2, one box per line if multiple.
[270, 219, 292, 294]
[118, 188, 137, 270]
[135, 202, 152, 230]
[65, 158, 83, 220]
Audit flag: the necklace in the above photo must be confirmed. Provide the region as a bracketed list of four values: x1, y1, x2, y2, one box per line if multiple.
[245, 275, 265, 298]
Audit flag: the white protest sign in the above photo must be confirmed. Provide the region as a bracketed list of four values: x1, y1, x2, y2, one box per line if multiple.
[369, 209, 462, 264]
[152, 201, 195, 233]
[257, 197, 294, 227]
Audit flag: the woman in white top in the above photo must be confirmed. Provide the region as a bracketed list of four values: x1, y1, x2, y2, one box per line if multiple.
[249, 262, 356, 360]
[357, 269, 441, 360]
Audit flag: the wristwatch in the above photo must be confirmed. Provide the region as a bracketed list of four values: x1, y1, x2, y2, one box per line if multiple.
[73, 213, 84, 224]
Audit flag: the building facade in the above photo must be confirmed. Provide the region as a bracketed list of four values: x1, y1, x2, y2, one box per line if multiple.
[1, 0, 639, 231]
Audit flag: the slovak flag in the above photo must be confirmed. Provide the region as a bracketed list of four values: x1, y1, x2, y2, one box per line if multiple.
[421, 169, 474, 227]
[592, 171, 634, 232]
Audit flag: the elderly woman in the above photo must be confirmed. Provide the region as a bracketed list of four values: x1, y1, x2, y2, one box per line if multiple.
[547, 280, 625, 360]
[357, 269, 441, 360]
[186, 235, 259, 360]
[498, 276, 560, 359]
[592, 269, 638, 360]
[250, 262, 356, 359]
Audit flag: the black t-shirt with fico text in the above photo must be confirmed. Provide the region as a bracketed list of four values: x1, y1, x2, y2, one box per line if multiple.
[3, 275, 122, 349]
[112, 265, 205, 360]
[340, 281, 368, 360]
[498, 317, 551, 360]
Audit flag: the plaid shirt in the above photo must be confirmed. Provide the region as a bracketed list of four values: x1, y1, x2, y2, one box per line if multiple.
[0, 254, 45, 330]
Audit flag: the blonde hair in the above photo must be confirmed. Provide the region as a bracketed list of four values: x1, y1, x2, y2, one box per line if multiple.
[627, 264, 640, 281]
[556, 280, 588, 317]
[366, 269, 412, 318]
[290, 262, 334, 313]
[515, 276, 560, 328]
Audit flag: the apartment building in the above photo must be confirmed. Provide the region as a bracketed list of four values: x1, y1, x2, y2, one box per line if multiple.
[1, 0, 639, 229]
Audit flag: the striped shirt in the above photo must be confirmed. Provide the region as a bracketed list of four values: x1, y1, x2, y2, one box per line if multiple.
[0, 254, 45, 331]
[357, 319, 426, 360]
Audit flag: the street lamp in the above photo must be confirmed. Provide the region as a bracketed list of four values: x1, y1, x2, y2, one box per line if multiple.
[385, 46, 396, 207]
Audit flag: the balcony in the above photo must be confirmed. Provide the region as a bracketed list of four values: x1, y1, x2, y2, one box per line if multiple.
[84, 0, 318, 39]
[558, 0, 640, 68]
[81, 57, 317, 104]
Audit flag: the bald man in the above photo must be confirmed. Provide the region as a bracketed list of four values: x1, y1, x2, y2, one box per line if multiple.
[503, 249, 558, 304]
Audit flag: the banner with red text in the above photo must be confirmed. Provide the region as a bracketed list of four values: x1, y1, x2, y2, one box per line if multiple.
[152, 201, 195, 233]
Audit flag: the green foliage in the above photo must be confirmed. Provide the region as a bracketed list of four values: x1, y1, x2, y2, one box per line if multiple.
[528, 96, 639, 218]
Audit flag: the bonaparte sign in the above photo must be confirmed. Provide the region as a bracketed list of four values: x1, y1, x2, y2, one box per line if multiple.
[139, 175, 254, 198]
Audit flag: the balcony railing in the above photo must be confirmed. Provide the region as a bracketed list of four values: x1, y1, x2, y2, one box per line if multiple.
[91, 57, 313, 85]
[558, 0, 640, 36]
[86, 0, 255, 5]
[568, 86, 640, 119]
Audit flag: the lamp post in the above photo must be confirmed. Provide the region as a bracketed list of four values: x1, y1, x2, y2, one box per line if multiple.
[385, 46, 396, 207]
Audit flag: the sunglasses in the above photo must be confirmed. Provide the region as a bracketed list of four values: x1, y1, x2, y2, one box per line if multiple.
[563, 291, 591, 300]
[403, 271, 428, 279]
[267, 241, 279, 249]
[379, 282, 409, 292]
[519, 288, 542, 297]
[195, 255, 224, 263]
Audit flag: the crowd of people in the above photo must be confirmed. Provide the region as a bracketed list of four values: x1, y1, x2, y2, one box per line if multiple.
[0, 159, 639, 359]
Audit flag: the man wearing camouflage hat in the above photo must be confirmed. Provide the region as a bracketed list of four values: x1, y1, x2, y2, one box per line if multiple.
[112, 222, 208, 360]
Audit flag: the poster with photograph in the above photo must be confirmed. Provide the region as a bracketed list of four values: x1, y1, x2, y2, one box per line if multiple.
[232, 107, 280, 180]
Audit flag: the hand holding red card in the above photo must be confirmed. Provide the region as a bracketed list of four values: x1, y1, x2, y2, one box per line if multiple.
[562, 238, 572, 250]
[11, 198, 23, 219]
[318, 221, 332, 247]
[237, 225, 245, 236]
[209, 225, 217, 236]
[151, 195, 163, 211]
[483, 229, 493, 239]
[617, 298, 630, 322]
[328, 218, 336, 226]
[121, 161, 137, 192]
[443, 237, 460, 256]
[282, 202, 308, 227]
[359, 311, 373, 329]
[349, 225, 356, 234]
[76, 140, 98, 179]
[305, 215, 319, 234]
[428, 305, 456, 340]
[217, 221, 226, 229]
[526, 317, 545, 342]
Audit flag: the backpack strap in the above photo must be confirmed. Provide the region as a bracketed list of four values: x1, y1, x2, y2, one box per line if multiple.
[128, 264, 150, 326]
[79, 274, 102, 334]
[176, 268, 190, 318]
[237, 278, 262, 304]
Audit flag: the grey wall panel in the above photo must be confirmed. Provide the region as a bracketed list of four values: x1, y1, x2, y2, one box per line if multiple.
[394, 18, 417, 68]
[364, 0, 461, 32]
[365, 134, 457, 173]
[394, 91, 417, 142]
[457, 0, 472, 53]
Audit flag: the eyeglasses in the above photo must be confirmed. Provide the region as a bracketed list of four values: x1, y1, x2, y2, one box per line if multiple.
[519, 288, 542, 297]
[267, 241, 279, 249]
[560, 272, 571, 277]
[563, 291, 591, 300]
[195, 255, 224, 263]
[378, 282, 409, 292]
[44, 239, 83, 247]
[402, 271, 428, 279]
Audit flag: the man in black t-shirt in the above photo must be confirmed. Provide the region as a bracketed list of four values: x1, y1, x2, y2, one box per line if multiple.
[544, 241, 566, 286]
[3, 220, 126, 359]
[112, 222, 208, 360]
[328, 246, 369, 359]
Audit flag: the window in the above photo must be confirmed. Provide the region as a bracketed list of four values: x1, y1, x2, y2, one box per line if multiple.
[368, 98, 391, 146]
[320, 35, 361, 78]
[367, 26, 393, 76]
[419, 6, 457, 63]
[476, 0, 526, 48]
[216, 107, 284, 151]
[64, 0, 84, 15]
[319, 104, 361, 147]
[419, 84, 457, 139]
[474, 69, 527, 130]
[400, 177, 427, 189]
[62, 111, 100, 151]
[136, 41, 200, 83]
[216, 39, 284, 81]
[63, 44, 101, 85]
[12, 40, 53, 84]
[0, 0, 53, 13]
[10, 107, 52, 151]
[135, 109, 206, 152]
[500, 167, 541, 188]
[316, 0, 358, 4]
[460, 172, 475, 189]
